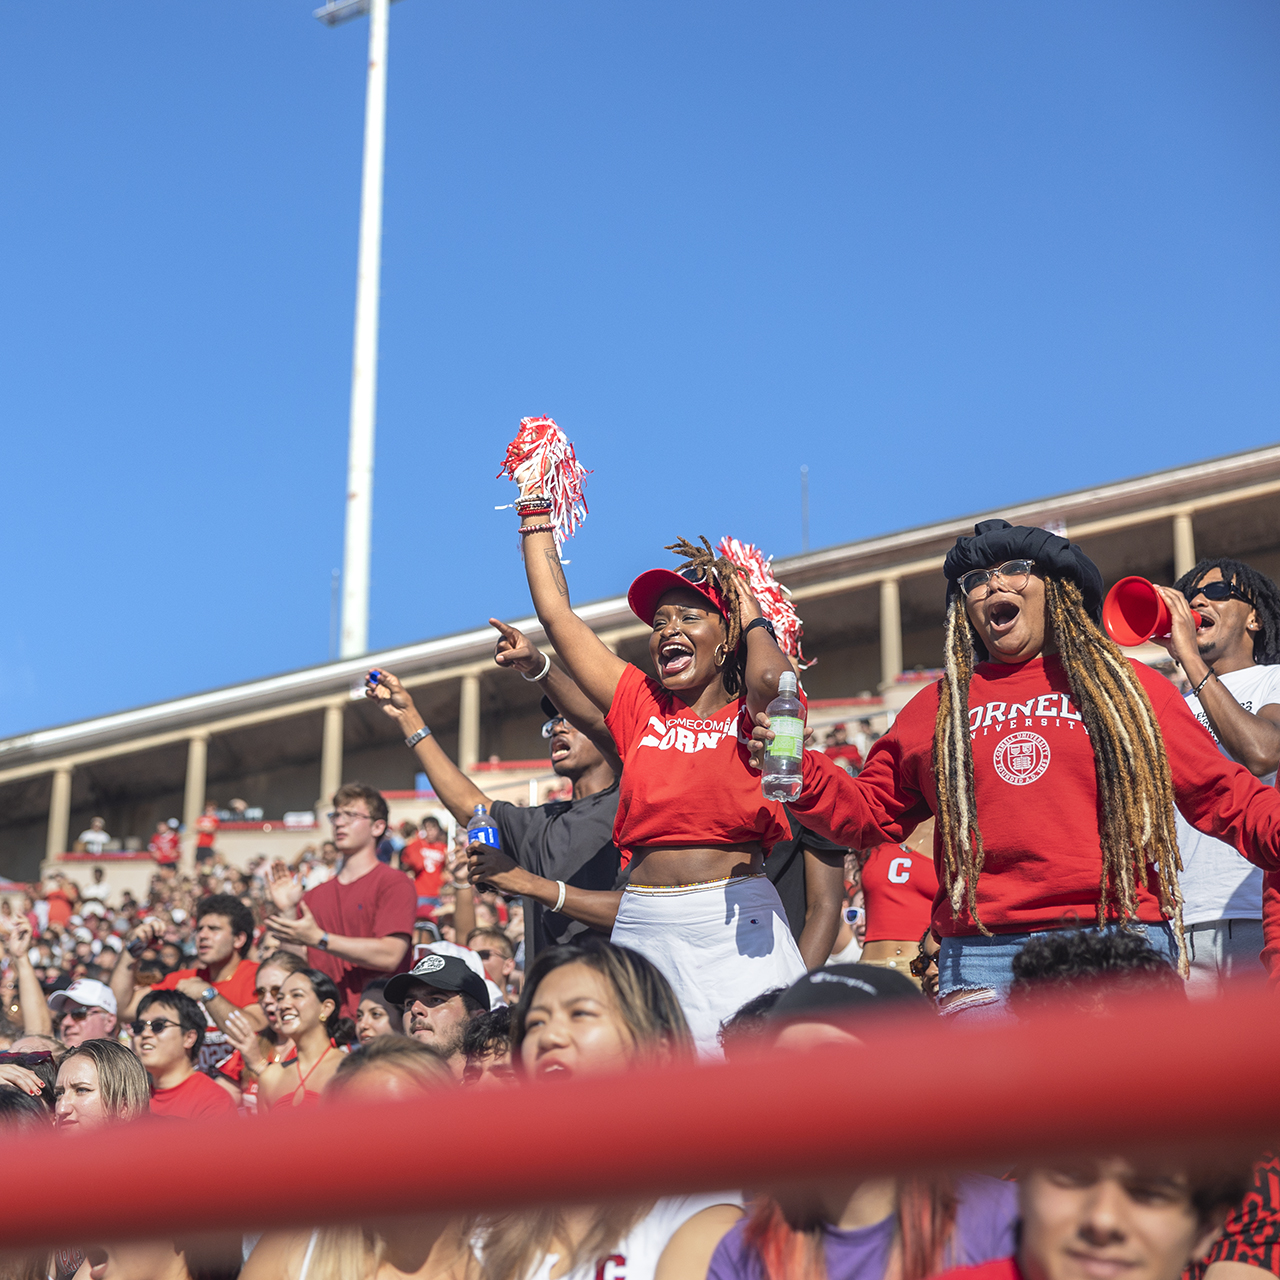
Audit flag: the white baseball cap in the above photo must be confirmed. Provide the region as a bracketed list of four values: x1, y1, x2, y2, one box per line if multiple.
[47, 978, 117, 1017]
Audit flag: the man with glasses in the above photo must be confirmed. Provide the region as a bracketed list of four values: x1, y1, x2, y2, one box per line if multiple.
[46, 978, 117, 1048]
[1152, 558, 1280, 993]
[266, 782, 416, 1017]
[130, 989, 236, 1119]
[366, 618, 623, 960]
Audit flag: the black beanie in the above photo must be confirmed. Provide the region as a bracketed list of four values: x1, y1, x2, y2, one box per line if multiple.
[942, 519, 1104, 622]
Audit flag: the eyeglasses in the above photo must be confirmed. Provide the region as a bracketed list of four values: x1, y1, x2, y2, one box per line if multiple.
[0, 1051, 52, 1066]
[326, 809, 372, 824]
[909, 950, 939, 977]
[128, 1018, 177, 1037]
[540, 716, 568, 740]
[254, 986, 284, 1002]
[1184, 580, 1254, 608]
[473, 949, 509, 962]
[61, 1005, 96, 1022]
[959, 559, 1036, 598]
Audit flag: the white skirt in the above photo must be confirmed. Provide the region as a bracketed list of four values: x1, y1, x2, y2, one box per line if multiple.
[610, 874, 807, 1056]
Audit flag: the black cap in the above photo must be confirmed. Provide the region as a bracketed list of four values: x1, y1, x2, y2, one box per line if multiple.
[768, 964, 925, 1025]
[384, 954, 491, 1012]
[943, 519, 1104, 621]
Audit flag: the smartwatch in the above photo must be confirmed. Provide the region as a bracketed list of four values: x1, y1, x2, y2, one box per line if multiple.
[318, 932, 331, 951]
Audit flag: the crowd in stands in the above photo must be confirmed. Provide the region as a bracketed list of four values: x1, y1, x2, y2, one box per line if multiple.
[2, 514, 1280, 1280]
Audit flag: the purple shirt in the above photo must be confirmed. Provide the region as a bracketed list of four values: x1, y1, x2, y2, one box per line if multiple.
[707, 1175, 1018, 1280]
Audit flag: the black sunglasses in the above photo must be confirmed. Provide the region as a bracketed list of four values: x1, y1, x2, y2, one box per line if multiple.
[1185, 580, 1253, 607]
[473, 949, 508, 962]
[128, 1018, 177, 1037]
[0, 1051, 53, 1066]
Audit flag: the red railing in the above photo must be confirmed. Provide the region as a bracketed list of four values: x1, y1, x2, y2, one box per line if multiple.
[1, 983, 1276, 1248]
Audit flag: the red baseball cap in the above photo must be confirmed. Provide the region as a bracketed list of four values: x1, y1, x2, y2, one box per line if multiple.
[627, 565, 729, 626]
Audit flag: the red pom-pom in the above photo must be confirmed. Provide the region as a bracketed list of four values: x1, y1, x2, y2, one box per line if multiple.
[497, 416, 590, 559]
[718, 536, 812, 667]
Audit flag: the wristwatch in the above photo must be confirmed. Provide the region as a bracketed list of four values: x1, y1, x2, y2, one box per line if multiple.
[199, 986, 217, 1005]
[318, 932, 330, 951]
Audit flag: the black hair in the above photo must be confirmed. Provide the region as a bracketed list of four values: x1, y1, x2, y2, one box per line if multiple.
[195, 893, 256, 959]
[1174, 557, 1280, 665]
[717, 987, 786, 1053]
[0, 1086, 52, 1131]
[293, 968, 343, 1039]
[137, 989, 207, 1062]
[1009, 929, 1183, 1015]
[463, 1005, 512, 1061]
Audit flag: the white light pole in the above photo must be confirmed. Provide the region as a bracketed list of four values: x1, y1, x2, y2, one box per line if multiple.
[315, 0, 403, 657]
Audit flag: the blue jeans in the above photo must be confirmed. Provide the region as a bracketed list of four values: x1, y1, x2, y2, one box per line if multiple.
[937, 922, 1179, 1022]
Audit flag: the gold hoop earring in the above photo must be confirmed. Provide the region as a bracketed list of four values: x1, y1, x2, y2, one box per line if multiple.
[714, 643, 726, 667]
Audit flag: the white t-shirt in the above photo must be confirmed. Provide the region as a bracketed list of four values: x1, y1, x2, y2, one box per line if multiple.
[519, 1193, 742, 1280]
[78, 829, 111, 854]
[1175, 663, 1280, 924]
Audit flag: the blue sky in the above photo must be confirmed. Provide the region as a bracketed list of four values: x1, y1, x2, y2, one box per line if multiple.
[2, 2, 1279, 735]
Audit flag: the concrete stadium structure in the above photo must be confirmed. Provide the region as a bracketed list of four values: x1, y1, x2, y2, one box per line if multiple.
[4, 441, 1280, 886]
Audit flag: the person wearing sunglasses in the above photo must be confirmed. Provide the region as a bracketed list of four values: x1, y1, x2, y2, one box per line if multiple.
[46, 977, 117, 1048]
[365, 616, 624, 963]
[754, 519, 1280, 1020]
[1149, 558, 1280, 994]
[130, 989, 236, 1120]
[512, 501, 804, 1054]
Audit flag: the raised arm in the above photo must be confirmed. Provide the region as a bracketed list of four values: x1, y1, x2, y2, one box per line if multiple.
[365, 669, 492, 825]
[518, 516, 627, 714]
[490, 618, 621, 774]
[1154, 587, 1280, 777]
[733, 583, 795, 720]
[2, 918, 52, 1038]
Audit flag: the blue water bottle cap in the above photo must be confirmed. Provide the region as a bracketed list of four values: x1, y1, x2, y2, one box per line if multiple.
[369, 670, 381, 684]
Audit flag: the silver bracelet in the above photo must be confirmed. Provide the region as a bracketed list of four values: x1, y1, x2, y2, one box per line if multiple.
[404, 725, 432, 748]
[553, 880, 567, 912]
[520, 653, 552, 683]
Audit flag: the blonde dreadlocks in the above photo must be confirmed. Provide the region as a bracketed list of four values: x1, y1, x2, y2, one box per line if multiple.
[666, 536, 747, 694]
[931, 577, 1186, 968]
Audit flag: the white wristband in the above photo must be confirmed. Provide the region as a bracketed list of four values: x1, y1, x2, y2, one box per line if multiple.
[553, 880, 567, 913]
[520, 653, 553, 682]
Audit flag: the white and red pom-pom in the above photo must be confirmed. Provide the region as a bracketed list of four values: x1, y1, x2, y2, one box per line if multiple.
[496, 416, 591, 559]
[718, 536, 812, 667]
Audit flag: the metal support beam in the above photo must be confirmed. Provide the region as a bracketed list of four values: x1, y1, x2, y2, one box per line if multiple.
[339, 0, 390, 659]
[181, 734, 209, 875]
[459, 673, 481, 773]
[45, 766, 72, 863]
[1173, 511, 1197, 581]
[319, 703, 345, 813]
[880, 578, 903, 691]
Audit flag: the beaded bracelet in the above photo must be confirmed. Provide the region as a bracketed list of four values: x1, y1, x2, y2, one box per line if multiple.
[518, 523, 554, 537]
[515, 496, 552, 516]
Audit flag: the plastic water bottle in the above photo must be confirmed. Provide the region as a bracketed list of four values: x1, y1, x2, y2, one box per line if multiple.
[762, 671, 805, 802]
[466, 805, 501, 894]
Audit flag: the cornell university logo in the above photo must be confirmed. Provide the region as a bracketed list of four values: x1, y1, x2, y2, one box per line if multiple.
[992, 732, 1051, 785]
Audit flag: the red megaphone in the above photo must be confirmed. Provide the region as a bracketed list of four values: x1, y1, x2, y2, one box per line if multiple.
[1102, 576, 1200, 646]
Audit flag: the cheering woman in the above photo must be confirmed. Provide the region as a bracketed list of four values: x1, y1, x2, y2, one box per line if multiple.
[516, 503, 805, 1051]
[758, 520, 1280, 1019]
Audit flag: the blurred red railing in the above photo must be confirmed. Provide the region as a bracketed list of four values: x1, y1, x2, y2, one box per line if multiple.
[2, 984, 1278, 1248]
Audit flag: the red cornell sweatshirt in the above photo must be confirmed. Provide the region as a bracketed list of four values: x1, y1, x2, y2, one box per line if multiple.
[789, 655, 1280, 937]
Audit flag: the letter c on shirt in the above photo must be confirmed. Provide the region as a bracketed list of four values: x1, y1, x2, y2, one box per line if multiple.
[888, 857, 912, 884]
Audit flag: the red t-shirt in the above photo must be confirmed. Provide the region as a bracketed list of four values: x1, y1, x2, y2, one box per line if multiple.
[46, 889, 73, 928]
[401, 839, 448, 898]
[934, 1258, 1022, 1280]
[605, 663, 796, 858]
[196, 815, 219, 848]
[150, 1069, 238, 1120]
[861, 843, 938, 943]
[303, 862, 416, 1016]
[148, 830, 180, 864]
[790, 654, 1280, 937]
